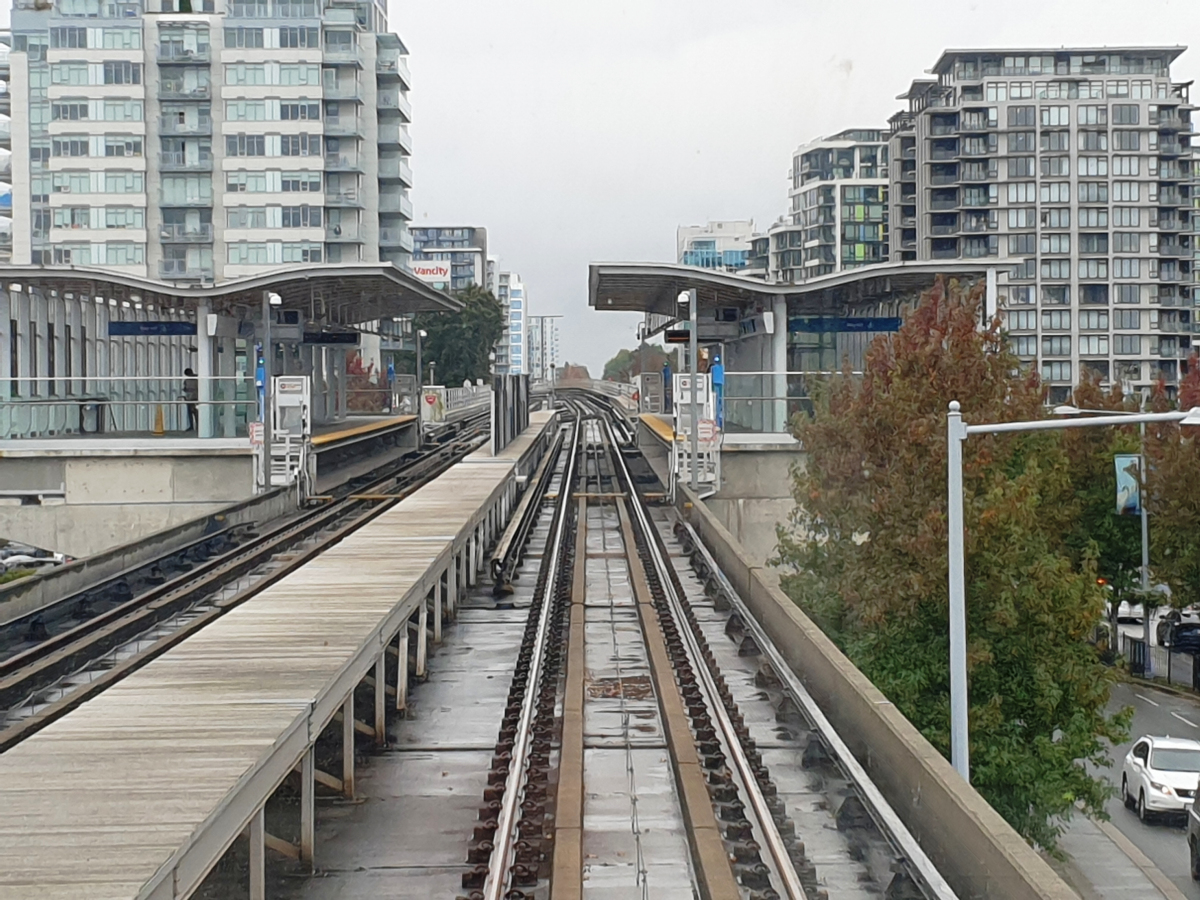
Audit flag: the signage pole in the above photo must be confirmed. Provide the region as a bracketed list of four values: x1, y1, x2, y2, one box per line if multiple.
[262, 292, 273, 463]
[415, 327, 423, 446]
[689, 288, 699, 492]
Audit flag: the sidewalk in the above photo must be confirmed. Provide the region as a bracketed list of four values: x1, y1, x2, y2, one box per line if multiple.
[1056, 815, 1187, 900]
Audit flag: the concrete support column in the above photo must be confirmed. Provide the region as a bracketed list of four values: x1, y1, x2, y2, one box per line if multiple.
[447, 554, 458, 619]
[374, 654, 386, 745]
[772, 297, 789, 434]
[467, 532, 477, 587]
[300, 747, 315, 870]
[416, 596, 428, 678]
[197, 301, 214, 438]
[341, 694, 355, 799]
[249, 806, 265, 900]
[433, 573, 443, 644]
[395, 628, 409, 712]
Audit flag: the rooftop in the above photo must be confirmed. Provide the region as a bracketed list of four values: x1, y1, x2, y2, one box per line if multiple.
[0, 263, 461, 321]
[932, 46, 1186, 73]
[589, 260, 990, 317]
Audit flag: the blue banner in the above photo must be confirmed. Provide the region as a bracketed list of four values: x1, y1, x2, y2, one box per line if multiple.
[108, 321, 197, 336]
[788, 317, 902, 334]
[1115, 454, 1143, 516]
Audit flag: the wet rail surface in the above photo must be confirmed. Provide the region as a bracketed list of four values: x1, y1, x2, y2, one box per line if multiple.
[269, 396, 956, 900]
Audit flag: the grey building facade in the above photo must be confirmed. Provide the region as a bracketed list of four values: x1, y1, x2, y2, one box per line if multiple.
[889, 48, 1194, 399]
[8, 0, 414, 283]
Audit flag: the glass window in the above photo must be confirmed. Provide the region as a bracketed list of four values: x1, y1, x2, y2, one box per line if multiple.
[1078, 182, 1109, 203]
[1007, 131, 1035, 152]
[103, 62, 142, 85]
[1079, 233, 1109, 254]
[1041, 155, 1070, 176]
[1078, 258, 1109, 279]
[1041, 259, 1071, 279]
[1113, 130, 1140, 150]
[1042, 335, 1071, 356]
[1042, 362, 1072, 382]
[1115, 285, 1141, 304]
[225, 27, 264, 48]
[1112, 103, 1140, 124]
[1114, 335, 1140, 355]
[1040, 233, 1071, 254]
[1113, 232, 1141, 253]
[1008, 105, 1036, 126]
[1040, 130, 1070, 151]
[1115, 309, 1141, 329]
[1040, 105, 1069, 126]
[1008, 157, 1036, 177]
[1079, 104, 1108, 125]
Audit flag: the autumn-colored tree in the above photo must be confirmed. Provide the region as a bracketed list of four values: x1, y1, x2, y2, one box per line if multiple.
[775, 276, 1127, 850]
[1145, 357, 1200, 611]
[602, 343, 679, 382]
[1059, 373, 1142, 618]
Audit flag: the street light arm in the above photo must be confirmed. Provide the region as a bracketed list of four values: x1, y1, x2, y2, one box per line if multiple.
[965, 410, 1193, 436]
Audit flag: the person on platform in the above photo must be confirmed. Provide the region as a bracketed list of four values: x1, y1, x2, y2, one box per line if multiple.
[183, 368, 199, 432]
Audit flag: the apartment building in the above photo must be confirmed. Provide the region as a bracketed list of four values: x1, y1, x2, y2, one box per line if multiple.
[527, 314, 558, 383]
[889, 47, 1194, 398]
[677, 220, 756, 270]
[778, 129, 889, 283]
[8, 0, 414, 282]
[0, 34, 11, 262]
[493, 270, 527, 376]
[410, 225, 488, 293]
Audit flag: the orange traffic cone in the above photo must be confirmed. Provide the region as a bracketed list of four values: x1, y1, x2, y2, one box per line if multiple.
[152, 405, 165, 437]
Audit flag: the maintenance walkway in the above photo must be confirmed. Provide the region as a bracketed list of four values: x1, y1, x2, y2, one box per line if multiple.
[0, 412, 557, 900]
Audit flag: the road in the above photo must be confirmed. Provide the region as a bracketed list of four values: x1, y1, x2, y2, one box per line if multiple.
[1099, 681, 1200, 898]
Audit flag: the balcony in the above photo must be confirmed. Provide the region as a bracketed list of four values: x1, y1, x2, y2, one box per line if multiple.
[900, 215, 916, 227]
[1159, 214, 1187, 231]
[323, 45, 362, 66]
[159, 259, 214, 280]
[379, 192, 412, 218]
[158, 83, 211, 102]
[960, 115, 994, 132]
[324, 116, 359, 136]
[323, 81, 361, 101]
[324, 154, 362, 172]
[379, 227, 410, 248]
[930, 196, 959, 211]
[325, 223, 359, 241]
[1160, 140, 1186, 156]
[1155, 113, 1190, 131]
[377, 123, 412, 153]
[376, 49, 411, 87]
[930, 146, 958, 161]
[931, 223, 959, 236]
[1159, 189, 1187, 207]
[930, 173, 959, 186]
[158, 150, 213, 171]
[160, 223, 213, 243]
[931, 246, 961, 260]
[901, 146, 916, 160]
[378, 157, 413, 185]
[159, 115, 213, 135]
[930, 122, 957, 136]
[376, 90, 412, 122]
[1159, 241, 1188, 257]
[158, 44, 211, 63]
[325, 189, 363, 207]
[1159, 164, 1188, 181]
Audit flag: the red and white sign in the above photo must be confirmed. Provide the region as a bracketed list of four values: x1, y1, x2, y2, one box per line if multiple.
[411, 262, 452, 284]
[697, 418, 720, 449]
[249, 422, 264, 447]
[424, 393, 439, 406]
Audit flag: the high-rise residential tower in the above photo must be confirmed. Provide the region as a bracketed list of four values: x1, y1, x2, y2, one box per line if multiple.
[777, 129, 889, 283]
[493, 270, 527, 376]
[888, 48, 1194, 398]
[409, 225, 488, 292]
[8, 0, 414, 282]
[676, 220, 756, 270]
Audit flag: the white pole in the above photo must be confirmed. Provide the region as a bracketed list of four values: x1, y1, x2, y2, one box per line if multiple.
[1140, 420, 1152, 675]
[946, 400, 969, 781]
[689, 288, 699, 491]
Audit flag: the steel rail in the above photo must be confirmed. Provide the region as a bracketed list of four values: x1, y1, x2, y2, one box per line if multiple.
[601, 412, 808, 900]
[489, 427, 565, 586]
[483, 415, 582, 900]
[675, 517, 959, 900]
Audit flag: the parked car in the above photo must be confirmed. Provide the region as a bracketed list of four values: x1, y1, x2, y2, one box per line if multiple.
[1160, 609, 1200, 647]
[0, 540, 68, 577]
[1170, 623, 1200, 655]
[1123, 735, 1200, 822]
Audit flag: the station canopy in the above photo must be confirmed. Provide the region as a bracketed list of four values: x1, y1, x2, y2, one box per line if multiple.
[0, 263, 460, 324]
[589, 260, 991, 321]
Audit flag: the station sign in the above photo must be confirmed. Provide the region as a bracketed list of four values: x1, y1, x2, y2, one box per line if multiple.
[108, 321, 197, 336]
[788, 317, 902, 333]
[302, 331, 359, 344]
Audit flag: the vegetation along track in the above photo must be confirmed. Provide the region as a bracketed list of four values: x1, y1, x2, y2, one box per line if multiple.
[458, 393, 957, 900]
[0, 415, 490, 751]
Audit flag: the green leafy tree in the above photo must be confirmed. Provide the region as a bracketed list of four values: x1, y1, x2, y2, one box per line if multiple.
[1146, 358, 1200, 611]
[1059, 374, 1142, 619]
[774, 276, 1127, 850]
[411, 285, 504, 386]
[602, 343, 679, 382]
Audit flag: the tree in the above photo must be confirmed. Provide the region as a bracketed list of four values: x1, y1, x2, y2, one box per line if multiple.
[412, 285, 504, 386]
[774, 276, 1127, 850]
[602, 342, 679, 382]
[1059, 373, 1142, 620]
[1146, 358, 1200, 611]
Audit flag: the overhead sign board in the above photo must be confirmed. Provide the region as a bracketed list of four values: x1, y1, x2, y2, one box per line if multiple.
[109, 321, 197, 336]
[302, 331, 359, 345]
[411, 262, 452, 284]
[664, 328, 692, 344]
[789, 317, 903, 334]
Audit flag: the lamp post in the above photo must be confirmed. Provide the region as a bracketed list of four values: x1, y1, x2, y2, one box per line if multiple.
[946, 402, 1200, 782]
[261, 291, 282, 459]
[1054, 404, 1153, 673]
[415, 328, 427, 442]
[679, 288, 699, 491]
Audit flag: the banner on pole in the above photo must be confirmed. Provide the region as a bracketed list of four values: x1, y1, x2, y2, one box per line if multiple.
[1115, 454, 1143, 516]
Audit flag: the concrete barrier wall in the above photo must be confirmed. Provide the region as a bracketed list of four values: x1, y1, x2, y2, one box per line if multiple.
[682, 488, 1079, 900]
[0, 488, 297, 627]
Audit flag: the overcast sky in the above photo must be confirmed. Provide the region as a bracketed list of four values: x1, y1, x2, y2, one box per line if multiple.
[389, 0, 1200, 375]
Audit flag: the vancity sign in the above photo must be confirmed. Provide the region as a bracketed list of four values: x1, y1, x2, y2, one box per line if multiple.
[411, 262, 452, 284]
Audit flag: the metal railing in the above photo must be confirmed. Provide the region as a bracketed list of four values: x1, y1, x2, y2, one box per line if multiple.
[160, 259, 215, 279]
[1, 375, 256, 440]
[160, 223, 214, 242]
[159, 150, 214, 170]
[159, 116, 213, 135]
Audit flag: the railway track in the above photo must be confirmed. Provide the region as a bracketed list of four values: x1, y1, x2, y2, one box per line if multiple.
[0, 416, 491, 751]
[459, 395, 957, 900]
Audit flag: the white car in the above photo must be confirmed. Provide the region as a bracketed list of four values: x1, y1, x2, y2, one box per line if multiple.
[1123, 735, 1200, 821]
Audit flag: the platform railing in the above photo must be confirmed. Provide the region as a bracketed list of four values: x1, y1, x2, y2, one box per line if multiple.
[0, 376, 257, 440]
[720, 371, 861, 435]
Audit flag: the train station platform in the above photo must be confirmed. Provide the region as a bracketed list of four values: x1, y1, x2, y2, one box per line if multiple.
[0, 412, 559, 900]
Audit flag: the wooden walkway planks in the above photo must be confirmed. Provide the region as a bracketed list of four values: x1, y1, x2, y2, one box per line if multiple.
[0, 415, 556, 900]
